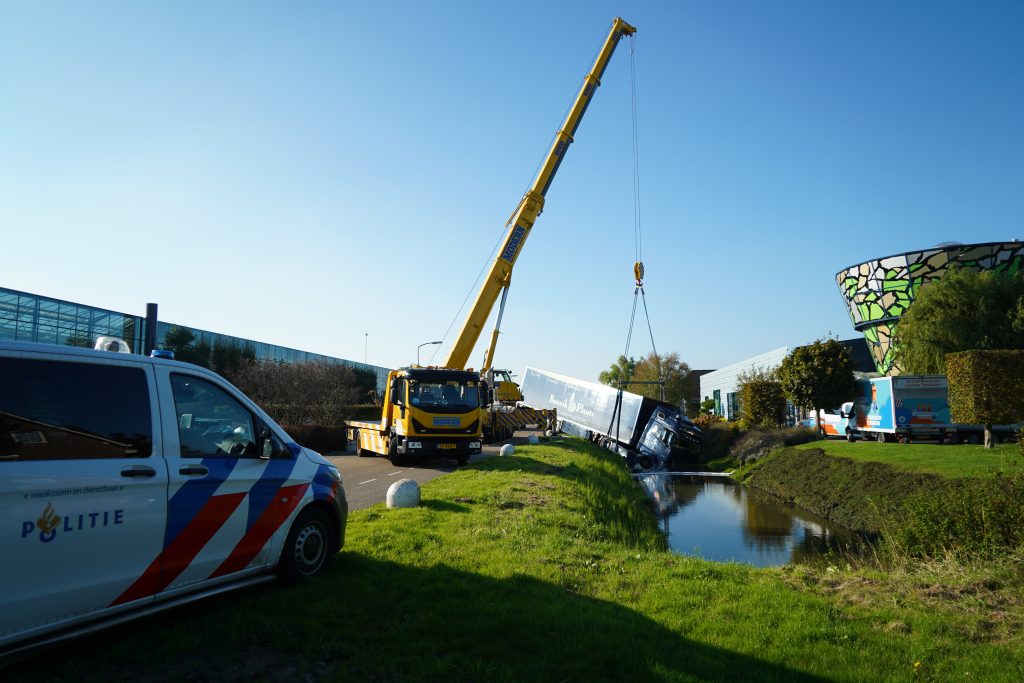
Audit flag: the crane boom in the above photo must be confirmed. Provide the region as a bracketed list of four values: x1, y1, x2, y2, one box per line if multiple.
[443, 17, 636, 370]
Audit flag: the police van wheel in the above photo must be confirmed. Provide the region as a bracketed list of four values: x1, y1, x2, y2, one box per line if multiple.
[279, 508, 334, 581]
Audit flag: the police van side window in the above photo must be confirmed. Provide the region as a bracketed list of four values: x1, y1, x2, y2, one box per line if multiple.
[170, 374, 257, 458]
[0, 357, 153, 461]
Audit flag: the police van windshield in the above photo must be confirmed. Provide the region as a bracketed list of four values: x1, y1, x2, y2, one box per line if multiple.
[409, 381, 479, 413]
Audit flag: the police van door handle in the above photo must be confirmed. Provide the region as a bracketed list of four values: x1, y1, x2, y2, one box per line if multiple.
[121, 465, 157, 478]
[179, 465, 209, 476]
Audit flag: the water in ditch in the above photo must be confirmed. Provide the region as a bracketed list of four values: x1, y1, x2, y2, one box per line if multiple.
[638, 474, 868, 567]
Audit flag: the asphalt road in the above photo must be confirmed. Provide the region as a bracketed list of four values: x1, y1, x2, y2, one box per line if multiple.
[326, 439, 509, 511]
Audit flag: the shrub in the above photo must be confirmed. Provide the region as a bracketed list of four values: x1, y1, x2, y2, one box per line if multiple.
[947, 350, 1024, 448]
[282, 424, 349, 454]
[700, 421, 742, 458]
[230, 359, 377, 425]
[887, 471, 1024, 557]
[693, 412, 723, 428]
[739, 379, 787, 428]
[782, 426, 818, 446]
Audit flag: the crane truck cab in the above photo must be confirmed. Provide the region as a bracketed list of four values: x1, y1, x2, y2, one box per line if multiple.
[484, 368, 524, 409]
[346, 367, 483, 467]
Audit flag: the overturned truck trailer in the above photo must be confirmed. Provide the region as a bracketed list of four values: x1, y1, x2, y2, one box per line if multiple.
[520, 367, 702, 471]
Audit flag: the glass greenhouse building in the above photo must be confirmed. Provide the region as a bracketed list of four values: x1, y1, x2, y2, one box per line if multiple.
[0, 286, 389, 393]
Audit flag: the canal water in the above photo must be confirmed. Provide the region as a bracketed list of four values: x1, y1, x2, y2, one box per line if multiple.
[638, 474, 866, 567]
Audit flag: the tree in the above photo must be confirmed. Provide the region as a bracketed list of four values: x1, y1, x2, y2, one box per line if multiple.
[632, 351, 692, 407]
[162, 326, 211, 368]
[894, 268, 1024, 374]
[737, 366, 787, 429]
[210, 339, 257, 379]
[946, 350, 1024, 449]
[64, 331, 92, 348]
[599, 355, 637, 389]
[599, 352, 694, 408]
[163, 326, 196, 354]
[777, 338, 856, 437]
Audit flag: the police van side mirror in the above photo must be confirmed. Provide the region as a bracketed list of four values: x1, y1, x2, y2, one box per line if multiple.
[258, 426, 286, 459]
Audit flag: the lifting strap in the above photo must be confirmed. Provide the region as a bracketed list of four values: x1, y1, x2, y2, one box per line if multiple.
[607, 36, 662, 447]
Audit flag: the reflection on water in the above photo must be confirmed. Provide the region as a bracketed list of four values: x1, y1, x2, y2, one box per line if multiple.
[638, 475, 866, 567]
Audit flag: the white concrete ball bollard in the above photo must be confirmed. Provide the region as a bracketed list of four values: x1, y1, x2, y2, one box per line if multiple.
[386, 479, 420, 509]
[499, 443, 515, 457]
[527, 434, 540, 445]
[545, 430, 554, 437]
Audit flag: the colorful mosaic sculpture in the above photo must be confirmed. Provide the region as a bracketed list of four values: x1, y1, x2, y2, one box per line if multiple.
[835, 241, 1024, 375]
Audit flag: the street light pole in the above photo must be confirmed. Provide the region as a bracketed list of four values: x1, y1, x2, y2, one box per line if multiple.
[417, 340, 443, 366]
[364, 333, 368, 364]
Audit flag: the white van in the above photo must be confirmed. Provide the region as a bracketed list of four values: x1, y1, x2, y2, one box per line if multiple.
[0, 340, 348, 659]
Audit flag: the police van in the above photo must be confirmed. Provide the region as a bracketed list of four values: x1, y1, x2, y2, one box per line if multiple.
[0, 340, 348, 659]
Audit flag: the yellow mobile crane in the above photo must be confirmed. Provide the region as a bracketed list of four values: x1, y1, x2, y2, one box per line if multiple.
[347, 17, 636, 465]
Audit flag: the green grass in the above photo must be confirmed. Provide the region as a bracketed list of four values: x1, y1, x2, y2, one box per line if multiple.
[10, 437, 1024, 682]
[793, 438, 1022, 478]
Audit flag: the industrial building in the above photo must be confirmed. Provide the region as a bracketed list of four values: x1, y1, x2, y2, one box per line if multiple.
[0, 286, 389, 393]
[699, 339, 874, 421]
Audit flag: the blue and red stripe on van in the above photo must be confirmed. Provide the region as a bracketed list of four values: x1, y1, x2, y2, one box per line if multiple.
[111, 454, 304, 606]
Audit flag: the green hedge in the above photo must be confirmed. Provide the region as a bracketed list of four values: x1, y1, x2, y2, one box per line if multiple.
[282, 424, 348, 454]
[947, 350, 1024, 425]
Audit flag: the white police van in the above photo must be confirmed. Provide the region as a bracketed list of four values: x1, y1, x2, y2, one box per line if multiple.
[0, 340, 348, 659]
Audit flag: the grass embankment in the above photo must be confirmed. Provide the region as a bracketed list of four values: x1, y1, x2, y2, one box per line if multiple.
[743, 445, 1024, 555]
[12, 439, 1024, 682]
[793, 439, 1022, 479]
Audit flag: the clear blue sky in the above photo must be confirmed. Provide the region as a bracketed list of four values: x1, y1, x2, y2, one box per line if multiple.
[2, 1, 1021, 380]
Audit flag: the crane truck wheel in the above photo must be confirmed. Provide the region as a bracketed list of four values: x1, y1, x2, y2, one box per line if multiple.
[388, 436, 405, 466]
[354, 430, 370, 457]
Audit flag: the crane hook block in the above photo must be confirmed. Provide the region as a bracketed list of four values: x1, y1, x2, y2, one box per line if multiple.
[634, 261, 645, 286]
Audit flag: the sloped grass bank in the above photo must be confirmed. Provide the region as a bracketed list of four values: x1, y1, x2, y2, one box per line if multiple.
[11, 439, 1023, 682]
[793, 439, 1021, 479]
[744, 446, 1024, 557]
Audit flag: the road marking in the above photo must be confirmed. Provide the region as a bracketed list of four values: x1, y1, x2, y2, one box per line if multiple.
[387, 471, 403, 476]
[358, 479, 377, 485]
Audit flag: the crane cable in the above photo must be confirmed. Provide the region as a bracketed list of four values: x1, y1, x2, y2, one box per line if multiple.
[609, 35, 661, 451]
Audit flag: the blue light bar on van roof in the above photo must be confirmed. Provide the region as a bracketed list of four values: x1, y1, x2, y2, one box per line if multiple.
[150, 349, 175, 360]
